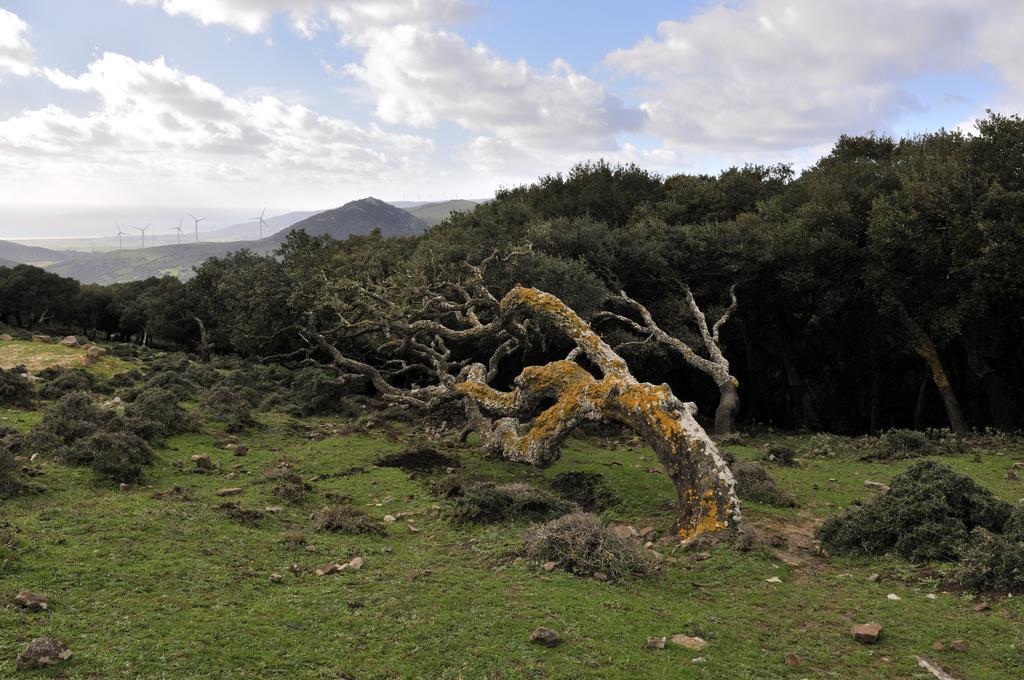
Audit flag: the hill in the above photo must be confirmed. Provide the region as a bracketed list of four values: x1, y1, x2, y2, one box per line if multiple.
[0, 240, 81, 266]
[269, 197, 427, 242]
[45, 240, 271, 285]
[201, 211, 322, 241]
[405, 199, 480, 226]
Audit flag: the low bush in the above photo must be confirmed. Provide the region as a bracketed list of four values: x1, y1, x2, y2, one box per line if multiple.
[1, 448, 21, 498]
[67, 431, 153, 483]
[0, 367, 33, 408]
[549, 471, 619, 510]
[761, 445, 798, 466]
[36, 368, 97, 400]
[952, 526, 1024, 593]
[377, 446, 459, 475]
[262, 466, 313, 504]
[522, 512, 658, 580]
[201, 385, 258, 433]
[876, 428, 933, 460]
[125, 387, 196, 438]
[817, 460, 1012, 561]
[732, 462, 798, 507]
[25, 392, 109, 452]
[287, 367, 359, 416]
[451, 482, 571, 523]
[219, 502, 264, 526]
[311, 505, 385, 535]
[0, 522, 19, 574]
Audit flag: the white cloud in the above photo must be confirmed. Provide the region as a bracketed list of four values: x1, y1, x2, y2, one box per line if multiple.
[346, 25, 644, 158]
[0, 7, 34, 77]
[606, 0, 1023, 151]
[124, 0, 472, 35]
[0, 52, 432, 200]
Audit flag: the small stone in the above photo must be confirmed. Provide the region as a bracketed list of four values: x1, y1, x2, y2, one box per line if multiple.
[191, 454, 213, 469]
[216, 487, 243, 496]
[408, 525, 420, 533]
[784, 652, 802, 666]
[691, 656, 706, 663]
[265, 506, 283, 514]
[316, 563, 341, 576]
[852, 622, 882, 644]
[766, 576, 783, 583]
[119, 483, 130, 491]
[289, 563, 302, 575]
[611, 525, 638, 539]
[16, 637, 73, 671]
[383, 514, 397, 523]
[931, 641, 945, 651]
[348, 556, 364, 570]
[867, 573, 881, 582]
[269, 573, 283, 583]
[529, 627, 560, 647]
[972, 602, 990, 612]
[58, 335, 79, 347]
[887, 593, 901, 601]
[644, 541, 654, 549]
[233, 445, 248, 457]
[638, 526, 655, 539]
[694, 551, 711, 561]
[949, 640, 968, 652]
[925, 593, 937, 600]
[0, 333, 12, 341]
[1012, 462, 1024, 469]
[593, 571, 608, 581]
[1007, 471, 1019, 481]
[542, 561, 557, 572]
[864, 480, 890, 492]
[13, 591, 48, 612]
[645, 636, 666, 650]
[671, 634, 707, 651]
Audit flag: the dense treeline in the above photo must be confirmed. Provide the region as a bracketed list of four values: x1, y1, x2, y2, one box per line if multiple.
[3, 113, 1022, 433]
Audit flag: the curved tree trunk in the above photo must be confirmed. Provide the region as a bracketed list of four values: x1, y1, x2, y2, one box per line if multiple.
[457, 286, 741, 540]
[915, 336, 967, 433]
[194, 317, 210, 363]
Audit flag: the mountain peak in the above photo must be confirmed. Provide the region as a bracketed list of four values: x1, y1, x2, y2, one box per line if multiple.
[269, 197, 427, 242]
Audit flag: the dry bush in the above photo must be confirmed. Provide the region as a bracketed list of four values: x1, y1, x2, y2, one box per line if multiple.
[732, 461, 798, 507]
[201, 385, 257, 433]
[523, 512, 658, 580]
[312, 505, 385, 535]
[451, 482, 571, 523]
[263, 466, 313, 504]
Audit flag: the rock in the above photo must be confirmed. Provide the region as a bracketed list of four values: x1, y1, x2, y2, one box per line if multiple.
[887, 593, 901, 601]
[408, 525, 420, 533]
[852, 622, 882, 644]
[31, 335, 51, 344]
[13, 591, 48, 612]
[864, 480, 890, 492]
[784, 652, 802, 666]
[215, 487, 243, 496]
[645, 636, 666, 650]
[931, 641, 945, 651]
[102, 397, 124, 408]
[191, 454, 213, 470]
[1012, 462, 1024, 470]
[638, 526, 655, 539]
[58, 336, 79, 347]
[691, 656, 706, 663]
[316, 563, 342, 576]
[233, 445, 249, 457]
[1007, 471, 1019, 481]
[119, 483, 130, 492]
[925, 593, 937, 600]
[972, 602, 990, 612]
[670, 634, 707, 651]
[694, 551, 712, 561]
[289, 563, 302, 575]
[593, 571, 608, 581]
[529, 627, 560, 647]
[269, 573, 283, 584]
[542, 561, 557, 572]
[949, 639, 968, 652]
[867, 573, 881, 582]
[0, 333, 12, 341]
[611, 524, 638, 539]
[265, 506, 283, 514]
[85, 345, 106, 364]
[16, 637, 73, 671]
[766, 576, 783, 583]
[383, 515, 397, 523]
[914, 655, 957, 680]
[348, 556, 364, 570]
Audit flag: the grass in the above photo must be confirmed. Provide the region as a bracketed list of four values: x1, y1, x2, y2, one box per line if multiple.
[0, 339, 133, 379]
[2, 414, 1022, 678]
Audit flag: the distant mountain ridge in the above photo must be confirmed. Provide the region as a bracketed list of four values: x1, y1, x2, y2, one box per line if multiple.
[268, 197, 426, 242]
[0, 240, 82, 266]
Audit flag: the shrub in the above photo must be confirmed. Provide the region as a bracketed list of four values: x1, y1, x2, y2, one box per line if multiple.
[876, 428, 933, 459]
[201, 385, 257, 433]
[67, 431, 153, 483]
[219, 502, 264, 526]
[26, 392, 109, 453]
[817, 460, 1012, 561]
[1, 448, 21, 498]
[451, 482, 571, 523]
[952, 527, 1024, 593]
[377, 446, 459, 474]
[549, 471, 619, 510]
[522, 512, 658, 580]
[105, 369, 142, 390]
[262, 466, 313, 504]
[0, 367, 33, 408]
[36, 368, 97, 400]
[287, 367, 359, 416]
[732, 462, 798, 507]
[125, 388, 196, 438]
[311, 505, 385, 535]
[762, 445, 798, 466]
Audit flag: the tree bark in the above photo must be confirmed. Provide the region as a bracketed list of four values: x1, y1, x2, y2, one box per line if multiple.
[914, 336, 968, 433]
[715, 380, 740, 436]
[457, 286, 741, 540]
[194, 317, 210, 363]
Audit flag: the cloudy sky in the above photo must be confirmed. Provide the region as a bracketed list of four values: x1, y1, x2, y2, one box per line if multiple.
[0, 0, 1021, 236]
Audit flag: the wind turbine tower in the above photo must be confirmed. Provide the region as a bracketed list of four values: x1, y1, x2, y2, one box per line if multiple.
[173, 218, 186, 245]
[190, 213, 207, 243]
[114, 224, 126, 250]
[134, 224, 150, 249]
[250, 207, 267, 239]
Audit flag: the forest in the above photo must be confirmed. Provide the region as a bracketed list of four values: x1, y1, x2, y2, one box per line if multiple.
[3, 113, 1022, 436]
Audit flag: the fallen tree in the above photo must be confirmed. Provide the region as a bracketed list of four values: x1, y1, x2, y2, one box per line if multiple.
[302, 255, 740, 540]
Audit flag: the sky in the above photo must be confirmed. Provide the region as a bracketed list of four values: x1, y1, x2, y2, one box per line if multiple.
[0, 0, 1021, 237]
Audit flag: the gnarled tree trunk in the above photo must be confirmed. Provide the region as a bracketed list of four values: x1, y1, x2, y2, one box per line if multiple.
[456, 286, 741, 540]
[915, 335, 967, 433]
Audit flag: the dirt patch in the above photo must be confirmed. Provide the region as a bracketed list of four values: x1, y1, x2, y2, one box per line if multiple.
[753, 513, 828, 570]
[377, 446, 459, 474]
[152, 486, 192, 501]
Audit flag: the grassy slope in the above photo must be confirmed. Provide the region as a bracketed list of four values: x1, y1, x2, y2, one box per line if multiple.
[0, 339, 134, 379]
[3, 406, 1023, 678]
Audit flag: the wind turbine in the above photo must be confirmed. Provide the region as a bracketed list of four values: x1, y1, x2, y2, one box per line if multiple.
[173, 218, 185, 245]
[250, 207, 267, 239]
[134, 223, 150, 249]
[189, 213, 206, 243]
[114, 224, 126, 250]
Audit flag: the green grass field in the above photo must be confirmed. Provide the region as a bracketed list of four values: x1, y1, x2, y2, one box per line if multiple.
[2, 350, 1023, 677]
